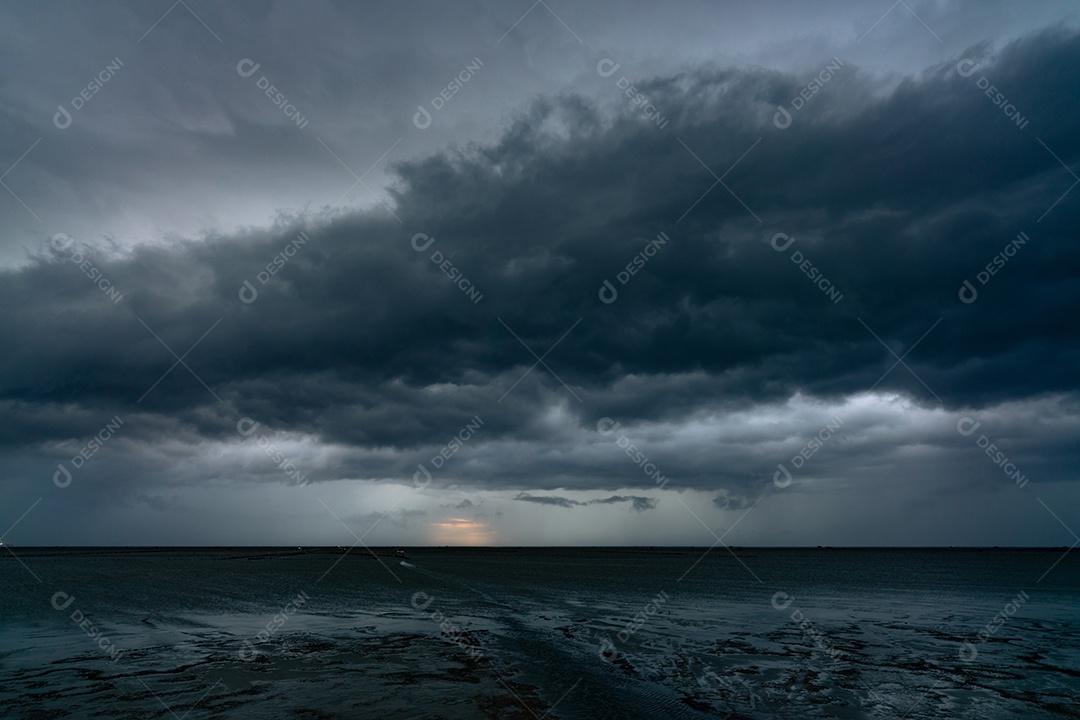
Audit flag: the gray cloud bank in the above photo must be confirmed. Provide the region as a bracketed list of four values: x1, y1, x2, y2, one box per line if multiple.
[2, 27, 1079, 543]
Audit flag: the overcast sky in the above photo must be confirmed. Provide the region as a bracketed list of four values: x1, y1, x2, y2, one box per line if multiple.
[1, 0, 1078, 546]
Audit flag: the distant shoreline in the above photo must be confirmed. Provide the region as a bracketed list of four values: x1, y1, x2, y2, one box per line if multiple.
[1, 545, 1071, 553]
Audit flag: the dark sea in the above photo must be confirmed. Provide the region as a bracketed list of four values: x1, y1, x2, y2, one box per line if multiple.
[1, 547, 1077, 718]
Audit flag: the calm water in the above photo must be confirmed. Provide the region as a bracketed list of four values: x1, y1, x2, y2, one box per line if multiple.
[1, 547, 1077, 718]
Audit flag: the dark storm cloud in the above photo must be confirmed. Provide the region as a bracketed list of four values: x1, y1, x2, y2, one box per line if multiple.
[514, 493, 578, 508]
[514, 493, 658, 512]
[601, 495, 660, 513]
[713, 493, 755, 511]
[2, 28, 1079, 506]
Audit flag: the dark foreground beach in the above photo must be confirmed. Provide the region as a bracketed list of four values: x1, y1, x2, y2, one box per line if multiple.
[1, 547, 1077, 718]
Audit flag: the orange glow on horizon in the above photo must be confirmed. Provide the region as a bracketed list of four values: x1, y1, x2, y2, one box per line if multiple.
[430, 517, 495, 545]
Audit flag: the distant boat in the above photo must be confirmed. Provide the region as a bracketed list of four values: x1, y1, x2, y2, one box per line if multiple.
[394, 549, 408, 559]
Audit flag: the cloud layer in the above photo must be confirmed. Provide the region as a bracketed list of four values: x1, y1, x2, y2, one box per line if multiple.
[2, 21, 1078, 545]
